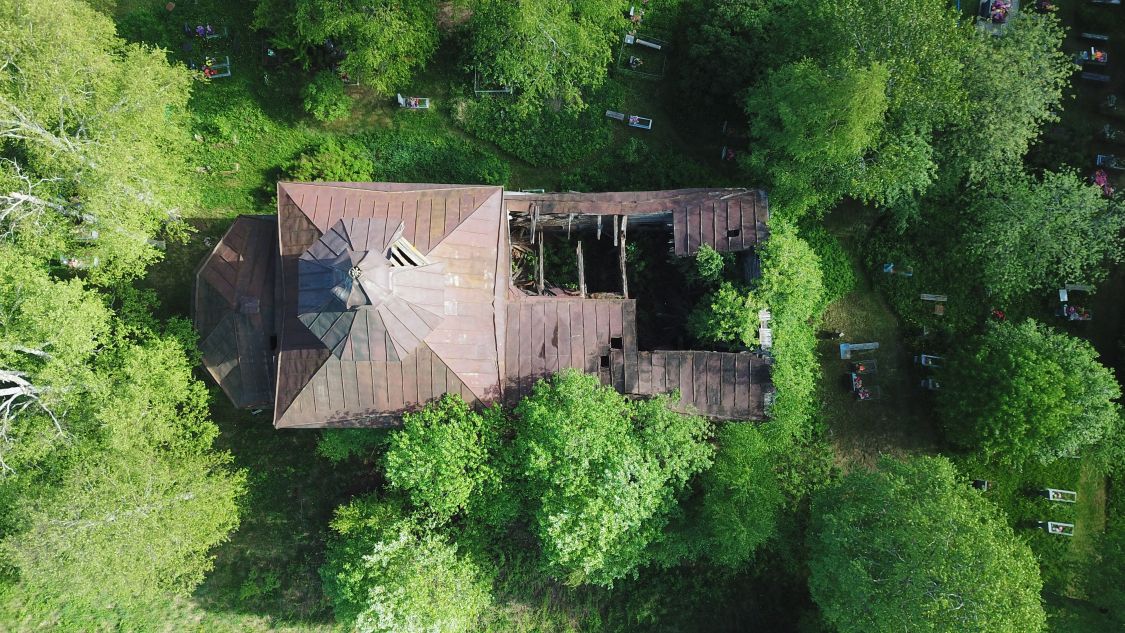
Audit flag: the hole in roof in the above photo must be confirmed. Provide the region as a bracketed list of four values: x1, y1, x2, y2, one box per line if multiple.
[727, 229, 741, 238]
[269, 335, 278, 351]
[611, 337, 623, 350]
[600, 355, 610, 368]
[387, 237, 428, 268]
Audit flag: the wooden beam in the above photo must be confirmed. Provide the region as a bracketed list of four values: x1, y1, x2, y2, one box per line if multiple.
[619, 216, 629, 298]
[577, 240, 587, 298]
[596, 214, 602, 240]
[530, 204, 538, 243]
[567, 213, 574, 239]
[613, 214, 619, 246]
[537, 232, 545, 295]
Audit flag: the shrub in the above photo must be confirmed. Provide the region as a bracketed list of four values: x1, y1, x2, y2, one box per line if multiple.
[801, 226, 855, 309]
[687, 281, 762, 348]
[317, 428, 391, 463]
[689, 244, 731, 287]
[284, 122, 511, 187]
[698, 424, 784, 568]
[284, 137, 376, 182]
[302, 71, 353, 122]
[384, 395, 506, 522]
[757, 224, 824, 438]
[454, 88, 617, 167]
[362, 117, 511, 185]
[320, 496, 491, 632]
[560, 138, 716, 192]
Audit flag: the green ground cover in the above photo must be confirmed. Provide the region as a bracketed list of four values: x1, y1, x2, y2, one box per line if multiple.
[96, 1, 1122, 631]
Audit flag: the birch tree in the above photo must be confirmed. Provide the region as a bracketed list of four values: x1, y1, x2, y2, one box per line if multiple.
[0, 0, 195, 283]
[1, 336, 245, 625]
[964, 171, 1124, 303]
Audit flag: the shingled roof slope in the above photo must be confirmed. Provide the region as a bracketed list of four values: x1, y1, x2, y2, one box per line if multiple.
[194, 216, 277, 408]
[273, 182, 507, 428]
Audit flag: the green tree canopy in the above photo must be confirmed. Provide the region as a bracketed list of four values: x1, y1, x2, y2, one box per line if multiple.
[303, 70, 354, 122]
[0, 0, 196, 283]
[678, 0, 793, 106]
[940, 320, 1122, 465]
[687, 281, 763, 348]
[942, 13, 1071, 186]
[254, 0, 438, 95]
[0, 246, 109, 471]
[1, 332, 245, 623]
[745, 59, 889, 218]
[384, 394, 510, 524]
[809, 456, 1047, 633]
[686, 244, 730, 287]
[757, 223, 825, 326]
[285, 137, 377, 183]
[320, 496, 492, 633]
[698, 424, 783, 568]
[737, 0, 969, 216]
[468, 0, 624, 113]
[512, 369, 714, 586]
[754, 223, 824, 434]
[963, 170, 1124, 303]
[799, 0, 966, 127]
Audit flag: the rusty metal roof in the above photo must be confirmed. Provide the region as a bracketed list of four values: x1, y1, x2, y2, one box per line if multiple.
[272, 182, 507, 428]
[194, 216, 278, 408]
[195, 184, 772, 426]
[503, 297, 771, 420]
[296, 219, 447, 362]
[505, 188, 768, 256]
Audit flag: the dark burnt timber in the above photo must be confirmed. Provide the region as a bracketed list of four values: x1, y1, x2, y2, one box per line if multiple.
[505, 188, 768, 256]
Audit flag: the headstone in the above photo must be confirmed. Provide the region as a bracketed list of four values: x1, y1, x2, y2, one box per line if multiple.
[1039, 521, 1074, 536]
[1044, 488, 1078, 503]
[840, 342, 879, 359]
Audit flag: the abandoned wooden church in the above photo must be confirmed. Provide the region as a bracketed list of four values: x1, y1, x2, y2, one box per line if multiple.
[193, 182, 773, 428]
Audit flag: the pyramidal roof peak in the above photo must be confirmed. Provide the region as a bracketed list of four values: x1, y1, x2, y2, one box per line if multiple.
[297, 219, 447, 362]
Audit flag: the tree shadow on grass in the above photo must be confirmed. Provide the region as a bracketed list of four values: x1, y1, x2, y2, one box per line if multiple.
[192, 397, 379, 624]
[816, 205, 941, 470]
[141, 217, 237, 319]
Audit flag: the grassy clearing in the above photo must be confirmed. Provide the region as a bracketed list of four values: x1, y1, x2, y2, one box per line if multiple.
[189, 401, 376, 627]
[816, 206, 939, 470]
[821, 206, 1111, 609]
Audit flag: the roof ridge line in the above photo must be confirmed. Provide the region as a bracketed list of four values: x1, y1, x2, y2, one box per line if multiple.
[282, 182, 499, 194]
